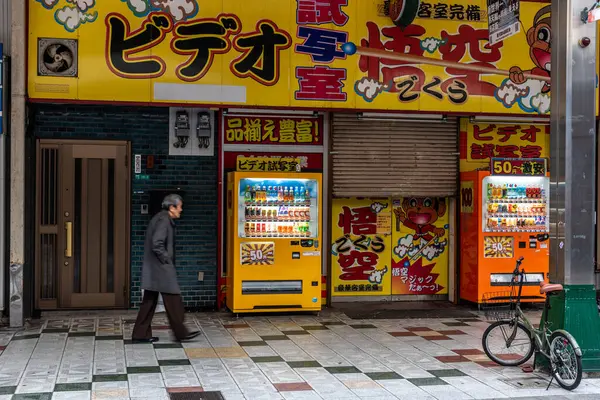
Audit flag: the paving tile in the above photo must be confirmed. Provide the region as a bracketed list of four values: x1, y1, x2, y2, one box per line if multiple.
[238, 341, 267, 347]
[273, 383, 312, 392]
[159, 359, 191, 366]
[443, 322, 470, 327]
[92, 375, 128, 383]
[186, 348, 218, 358]
[301, 326, 328, 331]
[252, 356, 285, 363]
[261, 336, 290, 341]
[214, 347, 248, 358]
[154, 343, 183, 349]
[54, 383, 92, 392]
[428, 369, 468, 378]
[453, 349, 484, 356]
[408, 377, 450, 386]
[435, 355, 470, 363]
[389, 331, 417, 337]
[437, 330, 467, 335]
[321, 322, 346, 326]
[67, 332, 96, 337]
[325, 366, 361, 374]
[365, 372, 403, 380]
[425, 335, 451, 341]
[127, 366, 162, 374]
[0, 387, 16, 395]
[287, 361, 321, 368]
[13, 393, 53, 400]
[406, 327, 433, 332]
[283, 331, 310, 336]
[348, 324, 377, 329]
[52, 391, 91, 399]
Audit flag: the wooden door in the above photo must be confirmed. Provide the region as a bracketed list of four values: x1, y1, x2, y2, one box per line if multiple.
[36, 140, 130, 309]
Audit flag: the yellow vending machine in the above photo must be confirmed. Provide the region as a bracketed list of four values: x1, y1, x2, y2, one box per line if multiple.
[226, 171, 322, 313]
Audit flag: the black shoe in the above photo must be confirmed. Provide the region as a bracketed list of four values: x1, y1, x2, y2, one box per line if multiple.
[132, 336, 159, 343]
[179, 331, 201, 341]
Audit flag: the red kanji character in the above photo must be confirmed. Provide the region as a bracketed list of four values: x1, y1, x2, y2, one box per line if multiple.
[519, 125, 540, 143]
[473, 124, 495, 141]
[439, 25, 503, 97]
[496, 145, 519, 158]
[295, 66, 346, 101]
[470, 143, 495, 160]
[296, 0, 349, 26]
[520, 145, 542, 158]
[497, 125, 519, 143]
[337, 250, 378, 281]
[358, 22, 426, 86]
[337, 206, 377, 235]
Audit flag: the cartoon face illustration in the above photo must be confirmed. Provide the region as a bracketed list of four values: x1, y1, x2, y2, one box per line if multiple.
[394, 197, 447, 241]
[508, 5, 551, 92]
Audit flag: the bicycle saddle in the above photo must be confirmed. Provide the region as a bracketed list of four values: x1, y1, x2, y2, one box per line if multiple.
[539, 282, 563, 294]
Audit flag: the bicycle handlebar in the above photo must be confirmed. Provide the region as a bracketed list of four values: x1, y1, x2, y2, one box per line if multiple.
[513, 256, 525, 276]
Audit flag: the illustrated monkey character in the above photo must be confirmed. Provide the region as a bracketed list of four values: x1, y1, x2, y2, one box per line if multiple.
[394, 197, 446, 242]
[508, 5, 551, 93]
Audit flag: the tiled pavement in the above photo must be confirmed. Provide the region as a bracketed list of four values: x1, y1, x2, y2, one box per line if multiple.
[0, 310, 599, 399]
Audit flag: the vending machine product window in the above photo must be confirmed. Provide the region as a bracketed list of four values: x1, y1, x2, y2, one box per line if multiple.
[237, 178, 319, 239]
[481, 175, 550, 233]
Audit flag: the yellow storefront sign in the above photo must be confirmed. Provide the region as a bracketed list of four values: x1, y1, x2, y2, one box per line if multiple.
[391, 198, 449, 296]
[461, 119, 550, 172]
[236, 156, 301, 173]
[28, 0, 576, 115]
[331, 198, 392, 296]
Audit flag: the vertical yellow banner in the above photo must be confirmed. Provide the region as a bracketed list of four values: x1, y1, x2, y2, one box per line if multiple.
[331, 198, 392, 296]
[391, 197, 449, 295]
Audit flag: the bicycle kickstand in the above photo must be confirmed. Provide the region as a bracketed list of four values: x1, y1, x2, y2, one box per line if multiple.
[546, 375, 554, 390]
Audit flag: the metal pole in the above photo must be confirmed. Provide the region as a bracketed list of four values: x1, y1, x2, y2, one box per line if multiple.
[541, 0, 600, 371]
[0, 121, 4, 313]
[9, 0, 25, 327]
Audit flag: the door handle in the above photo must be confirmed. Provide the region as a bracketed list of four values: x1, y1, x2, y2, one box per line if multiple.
[65, 221, 72, 258]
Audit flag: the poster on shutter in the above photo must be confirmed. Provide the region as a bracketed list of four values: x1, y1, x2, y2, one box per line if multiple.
[391, 197, 449, 295]
[331, 198, 392, 297]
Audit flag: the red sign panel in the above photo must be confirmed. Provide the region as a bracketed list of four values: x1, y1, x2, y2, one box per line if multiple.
[224, 115, 323, 145]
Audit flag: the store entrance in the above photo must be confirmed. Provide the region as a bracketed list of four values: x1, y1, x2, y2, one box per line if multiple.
[35, 140, 130, 309]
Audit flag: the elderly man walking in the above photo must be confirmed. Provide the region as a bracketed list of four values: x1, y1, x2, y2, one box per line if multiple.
[132, 194, 200, 343]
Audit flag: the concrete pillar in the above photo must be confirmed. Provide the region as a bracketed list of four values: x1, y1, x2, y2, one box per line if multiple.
[9, 0, 26, 328]
[542, 0, 600, 370]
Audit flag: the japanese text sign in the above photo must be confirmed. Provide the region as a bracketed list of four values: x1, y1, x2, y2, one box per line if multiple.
[464, 120, 549, 170]
[224, 116, 322, 145]
[236, 156, 302, 173]
[391, 197, 449, 295]
[27, 0, 577, 116]
[490, 157, 547, 176]
[331, 198, 392, 297]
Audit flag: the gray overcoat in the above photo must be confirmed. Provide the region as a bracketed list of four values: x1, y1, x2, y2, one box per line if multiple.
[141, 210, 181, 294]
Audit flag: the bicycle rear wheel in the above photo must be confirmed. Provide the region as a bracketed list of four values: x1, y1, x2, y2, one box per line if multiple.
[549, 331, 582, 390]
[482, 320, 534, 366]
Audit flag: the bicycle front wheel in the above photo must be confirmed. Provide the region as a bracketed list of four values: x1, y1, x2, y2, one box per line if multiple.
[549, 331, 582, 390]
[482, 320, 534, 366]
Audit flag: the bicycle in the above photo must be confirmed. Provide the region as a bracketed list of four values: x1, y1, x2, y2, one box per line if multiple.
[481, 256, 583, 391]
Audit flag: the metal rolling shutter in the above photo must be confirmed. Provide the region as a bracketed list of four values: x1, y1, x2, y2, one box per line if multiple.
[332, 113, 459, 197]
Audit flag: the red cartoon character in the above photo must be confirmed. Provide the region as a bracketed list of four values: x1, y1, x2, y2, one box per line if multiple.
[508, 5, 551, 93]
[394, 197, 446, 242]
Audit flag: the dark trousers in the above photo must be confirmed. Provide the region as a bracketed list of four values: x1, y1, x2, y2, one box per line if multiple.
[132, 290, 189, 340]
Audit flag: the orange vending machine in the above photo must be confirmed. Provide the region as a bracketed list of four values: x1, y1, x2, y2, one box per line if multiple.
[226, 171, 322, 313]
[460, 158, 549, 303]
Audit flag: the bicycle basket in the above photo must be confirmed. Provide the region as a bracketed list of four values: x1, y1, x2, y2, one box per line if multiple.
[481, 290, 518, 321]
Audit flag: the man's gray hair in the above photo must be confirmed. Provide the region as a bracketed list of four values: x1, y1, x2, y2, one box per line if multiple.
[162, 194, 183, 210]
